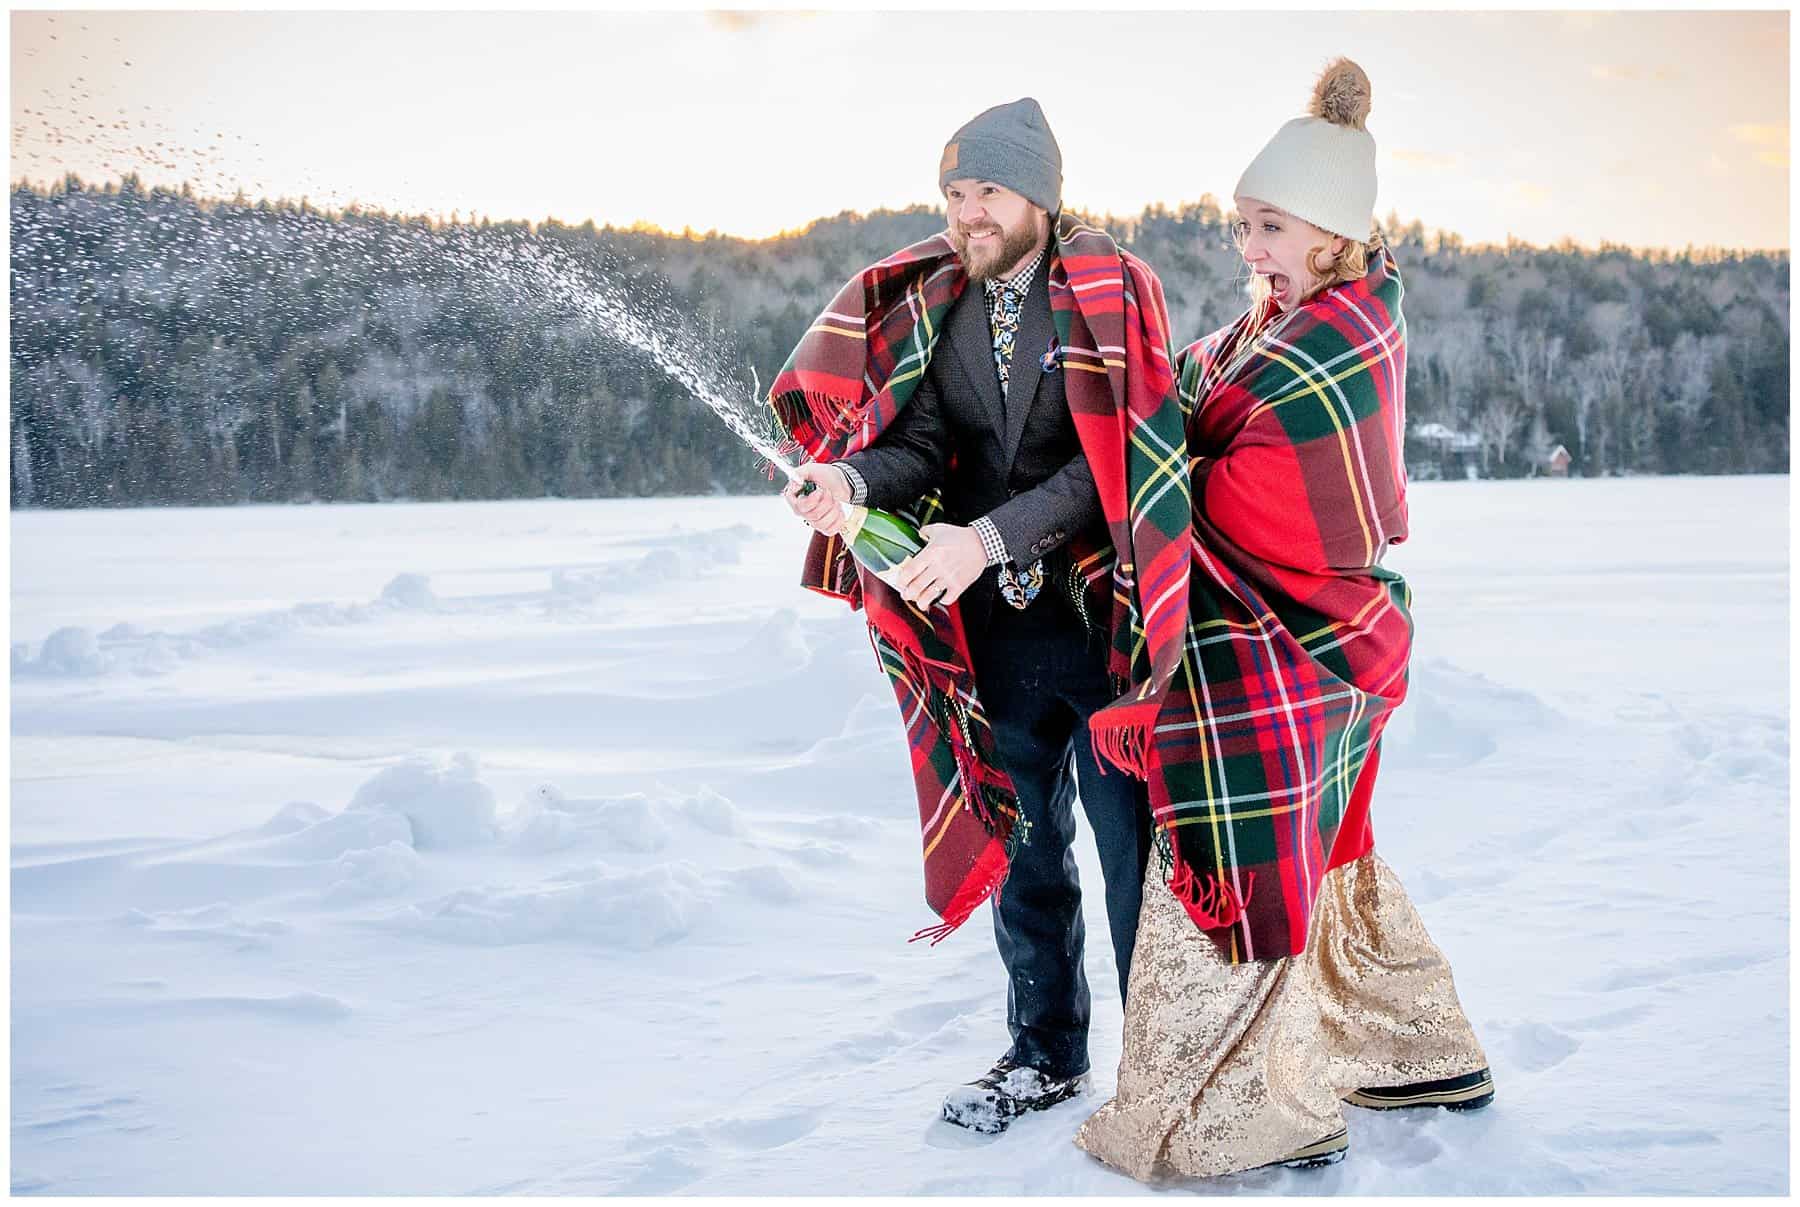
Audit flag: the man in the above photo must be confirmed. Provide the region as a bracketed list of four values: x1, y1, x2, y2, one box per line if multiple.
[776, 98, 1191, 1134]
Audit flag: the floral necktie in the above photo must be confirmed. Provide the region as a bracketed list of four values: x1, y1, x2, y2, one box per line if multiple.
[986, 279, 1043, 610]
[989, 280, 1023, 393]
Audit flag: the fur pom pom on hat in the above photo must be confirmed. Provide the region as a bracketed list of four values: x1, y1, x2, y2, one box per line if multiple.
[1234, 58, 1378, 240]
[1309, 57, 1371, 129]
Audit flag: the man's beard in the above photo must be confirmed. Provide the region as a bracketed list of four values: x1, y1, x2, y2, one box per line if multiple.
[951, 214, 1044, 282]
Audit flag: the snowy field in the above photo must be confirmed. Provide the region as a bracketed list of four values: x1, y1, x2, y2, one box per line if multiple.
[10, 475, 1789, 1195]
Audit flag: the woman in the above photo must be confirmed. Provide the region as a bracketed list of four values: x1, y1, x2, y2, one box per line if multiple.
[1073, 59, 1492, 1182]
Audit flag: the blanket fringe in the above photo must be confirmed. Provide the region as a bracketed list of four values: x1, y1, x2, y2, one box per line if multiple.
[1088, 701, 1155, 780]
[770, 387, 864, 443]
[909, 838, 1010, 946]
[1168, 861, 1255, 929]
[896, 641, 1018, 841]
[944, 704, 1011, 837]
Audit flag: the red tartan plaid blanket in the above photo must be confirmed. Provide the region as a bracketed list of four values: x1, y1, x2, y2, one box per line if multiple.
[1156, 245, 1415, 961]
[768, 215, 1189, 944]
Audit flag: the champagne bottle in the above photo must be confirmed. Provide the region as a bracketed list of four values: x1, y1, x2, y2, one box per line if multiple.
[796, 478, 924, 590]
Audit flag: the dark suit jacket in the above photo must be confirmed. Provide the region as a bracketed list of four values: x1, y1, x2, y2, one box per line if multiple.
[838, 262, 1107, 634]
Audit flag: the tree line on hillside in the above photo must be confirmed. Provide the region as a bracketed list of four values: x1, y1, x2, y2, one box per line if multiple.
[9, 174, 1789, 509]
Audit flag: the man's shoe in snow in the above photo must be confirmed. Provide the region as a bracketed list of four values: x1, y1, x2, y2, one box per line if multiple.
[1345, 1067, 1495, 1112]
[940, 1056, 1089, 1134]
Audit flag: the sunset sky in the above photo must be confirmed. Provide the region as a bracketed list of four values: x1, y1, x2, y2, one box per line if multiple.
[10, 7, 1790, 250]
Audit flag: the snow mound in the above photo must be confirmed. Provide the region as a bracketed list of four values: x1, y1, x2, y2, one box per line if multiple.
[506, 783, 747, 852]
[509, 784, 585, 853]
[549, 552, 699, 599]
[396, 850, 798, 948]
[30, 626, 105, 676]
[258, 801, 332, 836]
[346, 753, 498, 849]
[400, 861, 705, 949]
[126, 634, 183, 676]
[728, 863, 800, 905]
[11, 521, 766, 683]
[634, 547, 692, 582]
[548, 566, 605, 600]
[1386, 657, 1558, 768]
[191, 602, 374, 651]
[14, 570, 461, 682]
[796, 814, 885, 842]
[734, 608, 809, 669]
[379, 572, 438, 610]
[327, 841, 423, 901]
[661, 523, 755, 565]
[586, 795, 674, 852]
[769, 838, 848, 868]
[1677, 714, 1787, 786]
[510, 790, 671, 853]
[254, 804, 415, 861]
[114, 903, 292, 950]
[677, 786, 745, 836]
[804, 690, 906, 764]
[547, 526, 755, 603]
[16, 623, 191, 678]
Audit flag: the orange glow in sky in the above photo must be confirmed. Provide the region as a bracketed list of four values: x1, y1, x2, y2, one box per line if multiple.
[10, 9, 1789, 250]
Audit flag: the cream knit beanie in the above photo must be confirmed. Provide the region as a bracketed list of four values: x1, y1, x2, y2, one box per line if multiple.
[1233, 59, 1377, 240]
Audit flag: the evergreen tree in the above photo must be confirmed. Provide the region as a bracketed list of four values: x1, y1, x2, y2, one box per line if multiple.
[6, 177, 1789, 508]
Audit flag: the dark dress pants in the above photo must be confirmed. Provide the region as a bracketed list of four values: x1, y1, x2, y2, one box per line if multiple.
[968, 604, 1153, 1082]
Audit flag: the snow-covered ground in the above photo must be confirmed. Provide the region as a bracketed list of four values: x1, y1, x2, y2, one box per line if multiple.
[10, 476, 1789, 1195]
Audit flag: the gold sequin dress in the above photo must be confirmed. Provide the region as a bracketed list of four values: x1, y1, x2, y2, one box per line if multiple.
[1073, 851, 1489, 1181]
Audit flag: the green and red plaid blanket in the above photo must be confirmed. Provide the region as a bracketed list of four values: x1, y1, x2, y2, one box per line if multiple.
[1158, 244, 1414, 961]
[769, 214, 1190, 944]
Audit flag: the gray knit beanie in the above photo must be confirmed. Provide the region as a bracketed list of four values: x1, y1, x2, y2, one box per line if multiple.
[938, 97, 1063, 214]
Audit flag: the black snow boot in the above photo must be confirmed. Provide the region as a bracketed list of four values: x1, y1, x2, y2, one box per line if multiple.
[941, 1056, 1090, 1134]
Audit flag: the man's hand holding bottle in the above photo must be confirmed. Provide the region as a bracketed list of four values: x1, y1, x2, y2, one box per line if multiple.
[782, 463, 984, 609]
[783, 463, 853, 536]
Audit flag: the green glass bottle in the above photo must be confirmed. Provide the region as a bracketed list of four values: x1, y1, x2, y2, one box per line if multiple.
[797, 479, 924, 589]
